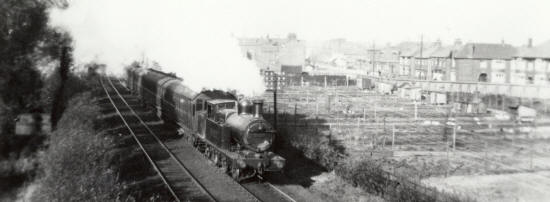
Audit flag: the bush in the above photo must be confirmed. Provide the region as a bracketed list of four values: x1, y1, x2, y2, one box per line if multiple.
[32, 93, 121, 201]
[335, 159, 467, 202]
[40, 70, 91, 118]
[276, 126, 345, 170]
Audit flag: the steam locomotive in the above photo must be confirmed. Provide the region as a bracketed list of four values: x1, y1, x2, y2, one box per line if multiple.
[125, 66, 285, 181]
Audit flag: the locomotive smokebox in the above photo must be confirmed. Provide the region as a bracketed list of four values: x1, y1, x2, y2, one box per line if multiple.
[238, 99, 253, 115]
[252, 100, 264, 118]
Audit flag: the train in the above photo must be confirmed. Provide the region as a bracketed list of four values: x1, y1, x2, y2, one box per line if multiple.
[125, 65, 285, 181]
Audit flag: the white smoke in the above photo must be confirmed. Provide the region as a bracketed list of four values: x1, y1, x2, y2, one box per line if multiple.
[48, 0, 265, 95]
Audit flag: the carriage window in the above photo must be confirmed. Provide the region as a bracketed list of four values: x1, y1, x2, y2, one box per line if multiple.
[196, 99, 203, 111]
[180, 99, 187, 111]
[218, 102, 235, 109]
[207, 104, 213, 118]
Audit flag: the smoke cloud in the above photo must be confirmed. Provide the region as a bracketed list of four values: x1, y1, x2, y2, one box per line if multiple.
[48, 0, 265, 95]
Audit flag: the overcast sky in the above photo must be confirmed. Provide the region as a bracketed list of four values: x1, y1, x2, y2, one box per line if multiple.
[223, 0, 549, 46]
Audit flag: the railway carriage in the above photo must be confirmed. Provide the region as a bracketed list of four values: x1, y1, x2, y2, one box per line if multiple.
[141, 69, 177, 107]
[126, 66, 285, 181]
[126, 66, 148, 96]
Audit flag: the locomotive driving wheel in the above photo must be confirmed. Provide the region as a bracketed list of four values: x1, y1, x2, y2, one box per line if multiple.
[221, 157, 228, 173]
[231, 167, 241, 180]
[212, 152, 220, 166]
[204, 147, 211, 158]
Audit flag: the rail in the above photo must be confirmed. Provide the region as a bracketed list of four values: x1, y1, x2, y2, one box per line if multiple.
[101, 76, 218, 202]
[114, 76, 298, 202]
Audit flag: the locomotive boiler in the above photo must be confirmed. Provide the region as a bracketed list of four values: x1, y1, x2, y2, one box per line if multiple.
[125, 65, 285, 181]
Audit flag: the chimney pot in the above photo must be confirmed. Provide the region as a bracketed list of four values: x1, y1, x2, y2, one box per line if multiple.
[528, 38, 533, 48]
[454, 38, 462, 46]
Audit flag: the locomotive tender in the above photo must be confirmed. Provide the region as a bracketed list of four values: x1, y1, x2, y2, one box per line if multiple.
[126, 66, 285, 181]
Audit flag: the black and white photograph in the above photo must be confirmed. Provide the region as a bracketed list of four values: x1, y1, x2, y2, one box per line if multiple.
[1, 0, 550, 201]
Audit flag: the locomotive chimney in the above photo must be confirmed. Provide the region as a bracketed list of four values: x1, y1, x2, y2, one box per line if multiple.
[253, 100, 264, 118]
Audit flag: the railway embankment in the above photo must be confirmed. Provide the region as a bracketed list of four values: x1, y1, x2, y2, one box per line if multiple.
[20, 76, 174, 201]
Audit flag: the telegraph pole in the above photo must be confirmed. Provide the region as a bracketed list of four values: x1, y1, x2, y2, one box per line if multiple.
[273, 73, 278, 131]
[419, 35, 424, 79]
[367, 41, 381, 77]
[372, 42, 376, 75]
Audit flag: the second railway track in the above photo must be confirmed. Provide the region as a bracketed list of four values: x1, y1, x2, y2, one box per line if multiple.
[101, 76, 261, 202]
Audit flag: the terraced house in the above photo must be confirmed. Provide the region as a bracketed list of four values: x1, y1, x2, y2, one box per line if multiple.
[513, 39, 550, 85]
[412, 41, 441, 80]
[453, 42, 517, 83]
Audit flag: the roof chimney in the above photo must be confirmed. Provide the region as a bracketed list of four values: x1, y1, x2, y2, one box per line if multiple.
[528, 38, 533, 48]
[454, 38, 462, 46]
[501, 39, 505, 45]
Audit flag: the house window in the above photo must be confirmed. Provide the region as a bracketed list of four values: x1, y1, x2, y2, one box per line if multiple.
[480, 60, 488, 69]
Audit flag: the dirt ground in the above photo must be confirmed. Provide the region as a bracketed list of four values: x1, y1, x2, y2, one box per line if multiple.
[423, 171, 550, 202]
[308, 171, 385, 202]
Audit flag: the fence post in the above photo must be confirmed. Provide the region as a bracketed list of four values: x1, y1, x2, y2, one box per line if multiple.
[453, 124, 456, 151]
[392, 125, 395, 150]
[315, 99, 319, 121]
[414, 100, 418, 120]
[294, 103, 297, 132]
[327, 95, 331, 113]
[374, 102, 377, 122]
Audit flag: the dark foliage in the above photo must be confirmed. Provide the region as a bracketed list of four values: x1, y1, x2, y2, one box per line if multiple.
[0, 0, 73, 134]
[32, 92, 121, 201]
[50, 46, 71, 130]
[335, 159, 470, 202]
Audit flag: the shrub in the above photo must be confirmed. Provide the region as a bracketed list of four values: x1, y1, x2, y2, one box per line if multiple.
[276, 126, 345, 170]
[335, 159, 467, 202]
[32, 93, 121, 201]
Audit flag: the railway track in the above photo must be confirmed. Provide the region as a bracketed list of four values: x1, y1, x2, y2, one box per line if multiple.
[102, 76, 299, 202]
[101, 76, 217, 202]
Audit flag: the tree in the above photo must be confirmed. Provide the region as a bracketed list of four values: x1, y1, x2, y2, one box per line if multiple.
[0, 0, 72, 134]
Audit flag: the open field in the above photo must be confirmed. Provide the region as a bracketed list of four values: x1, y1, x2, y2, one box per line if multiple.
[261, 86, 550, 201]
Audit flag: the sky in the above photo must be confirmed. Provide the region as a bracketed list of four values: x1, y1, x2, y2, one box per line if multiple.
[230, 0, 549, 46]
[48, 0, 549, 95]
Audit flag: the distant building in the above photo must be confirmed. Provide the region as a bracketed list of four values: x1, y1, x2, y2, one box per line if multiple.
[412, 41, 442, 80]
[398, 48, 417, 77]
[429, 39, 463, 81]
[262, 70, 286, 90]
[453, 42, 516, 83]
[376, 49, 400, 77]
[238, 33, 305, 75]
[513, 39, 550, 85]
[279, 33, 306, 75]
[397, 41, 423, 78]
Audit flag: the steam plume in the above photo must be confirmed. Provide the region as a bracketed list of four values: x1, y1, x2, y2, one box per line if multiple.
[48, 0, 265, 95]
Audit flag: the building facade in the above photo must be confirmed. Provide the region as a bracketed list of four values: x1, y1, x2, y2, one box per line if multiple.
[512, 39, 550, 85]
[453, 43, 516, 83]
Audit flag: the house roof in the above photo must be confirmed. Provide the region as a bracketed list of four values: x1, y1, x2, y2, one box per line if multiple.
[414, 45, 441, 58]
[454, 43, 517, 59]
[515, 40, 550, 59]
[431, 46, 454, 58]
[395, 41, 421, 57]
